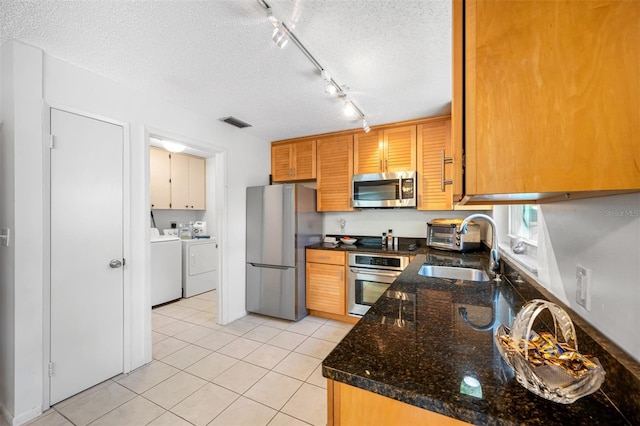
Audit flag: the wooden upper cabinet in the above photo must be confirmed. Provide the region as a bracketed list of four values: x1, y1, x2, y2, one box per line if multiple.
[461, 0, 640, 202]
[187, 156, 206, 210]
[417, 116, 454, 210]
[169, 152, 206, 210]
[271, 139, 316, 182]
[353, 130, 383, 174]
[150, 147, 171, 209]
[384, 126, 417, 172]
[354, 125, 416, 174]
[317, 135, 354, 212]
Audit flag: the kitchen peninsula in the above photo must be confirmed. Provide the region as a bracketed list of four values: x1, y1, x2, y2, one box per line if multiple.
[321, 248, 639, 425]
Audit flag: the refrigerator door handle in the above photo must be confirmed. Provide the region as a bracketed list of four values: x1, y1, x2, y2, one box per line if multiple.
[249, 263, 292, 270]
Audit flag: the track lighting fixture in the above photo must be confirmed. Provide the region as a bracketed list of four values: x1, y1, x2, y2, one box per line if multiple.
[362, 118, 370, 133]
[343, 100, 356, 117]
[259, 0, 369, 126]
[272, 25, 289, 49]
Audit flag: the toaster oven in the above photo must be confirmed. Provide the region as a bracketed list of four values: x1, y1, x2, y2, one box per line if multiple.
[427, 219, 481, 252]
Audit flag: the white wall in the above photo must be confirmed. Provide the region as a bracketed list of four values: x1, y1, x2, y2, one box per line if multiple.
[0, 41, 45, 425]
[323, 209, 490, 240]
[0, 40, 270, 425]
[533, 193, 640, 362]
[0, 40, 17, 423]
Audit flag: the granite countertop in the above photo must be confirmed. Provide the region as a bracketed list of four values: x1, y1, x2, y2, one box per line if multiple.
[321, 249, 636, 425]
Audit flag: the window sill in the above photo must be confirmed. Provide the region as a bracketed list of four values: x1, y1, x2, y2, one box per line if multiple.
[498, 242, 538, 276]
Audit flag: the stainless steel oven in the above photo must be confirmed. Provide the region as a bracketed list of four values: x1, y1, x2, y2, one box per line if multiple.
[347, 252, 410, 317]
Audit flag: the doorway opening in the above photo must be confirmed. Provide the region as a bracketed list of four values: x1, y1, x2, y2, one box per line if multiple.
[146, 130, 227, 333]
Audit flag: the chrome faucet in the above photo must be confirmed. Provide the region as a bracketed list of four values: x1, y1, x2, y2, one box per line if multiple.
[458, 213, 500, 274]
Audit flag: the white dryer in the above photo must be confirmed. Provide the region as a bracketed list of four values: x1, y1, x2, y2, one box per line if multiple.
[150, 229, 182, 306]
[182, 238, 218, 297]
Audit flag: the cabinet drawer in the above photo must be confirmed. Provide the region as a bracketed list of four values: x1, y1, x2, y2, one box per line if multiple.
[306, 249, 344, 265]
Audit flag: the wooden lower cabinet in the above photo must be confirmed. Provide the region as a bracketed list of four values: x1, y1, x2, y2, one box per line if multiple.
[306, 250, 346, 316]
[327, 380, 470, 426]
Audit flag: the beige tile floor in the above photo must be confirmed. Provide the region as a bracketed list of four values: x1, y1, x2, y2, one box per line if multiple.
[23, 290, 353, 426]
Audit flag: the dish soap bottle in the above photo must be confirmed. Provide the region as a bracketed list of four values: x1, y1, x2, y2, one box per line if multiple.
[387, 229, 393, 247]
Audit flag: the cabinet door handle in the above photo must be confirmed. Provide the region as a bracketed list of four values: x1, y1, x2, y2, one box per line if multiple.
[379, 159, 383, 170]
[385, 158, 388, 171]
[440, 150, 453, 192]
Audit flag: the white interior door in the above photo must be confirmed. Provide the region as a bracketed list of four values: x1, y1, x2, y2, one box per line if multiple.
[50, 108, 124, 404]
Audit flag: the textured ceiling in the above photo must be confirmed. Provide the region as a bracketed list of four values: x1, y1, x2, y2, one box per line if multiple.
[0, 0, 452, 142]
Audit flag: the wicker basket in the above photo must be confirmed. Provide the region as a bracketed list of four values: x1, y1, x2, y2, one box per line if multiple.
[494, 299, 605, 404]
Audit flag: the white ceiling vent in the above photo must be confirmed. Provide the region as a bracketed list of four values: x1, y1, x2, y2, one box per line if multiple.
[219, 116, 252, 129]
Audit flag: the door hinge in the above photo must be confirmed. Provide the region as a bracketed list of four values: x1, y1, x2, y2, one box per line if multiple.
[49, 134, 55, 149]
[122, 258, 126, 266]
[49, 362, 54, 377]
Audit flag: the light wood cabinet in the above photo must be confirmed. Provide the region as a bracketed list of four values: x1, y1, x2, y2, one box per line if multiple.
[417, 116, 454, 210]
[306, 249, 346, 316]
[327, 380, 470, 426]
[354, 125, 416, 174]
[171, 153, 206, 210]
[271, 139, 316, 182]
[458, 0, 640, 204]
[316, 135, 354, 212]
[150, 147, 171, 209]
[149, 148, 206, 210]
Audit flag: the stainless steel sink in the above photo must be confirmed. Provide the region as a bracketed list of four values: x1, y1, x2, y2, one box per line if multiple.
[418, 264, 490, 282]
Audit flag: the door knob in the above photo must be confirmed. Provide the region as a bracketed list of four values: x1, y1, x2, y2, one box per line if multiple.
[109, 259, 123, 269]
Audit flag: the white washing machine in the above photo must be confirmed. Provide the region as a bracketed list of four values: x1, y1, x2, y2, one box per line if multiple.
[182, 238, 218, 298]
[150, 229, 182, 306]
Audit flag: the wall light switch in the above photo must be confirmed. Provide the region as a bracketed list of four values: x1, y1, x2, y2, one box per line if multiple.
[576, 265, 591, 311]
[0, 228, 10, 247]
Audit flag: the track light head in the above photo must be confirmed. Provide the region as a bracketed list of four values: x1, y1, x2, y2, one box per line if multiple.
[362, 119, 371, 133]
[325, 83, 337, 95]
[266, 7, 278, 25]
[343, 100, 356, 117]
[272, 26, 289, 49]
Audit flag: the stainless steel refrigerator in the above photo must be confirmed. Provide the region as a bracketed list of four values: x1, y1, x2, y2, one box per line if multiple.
[246, 184, 322, 321]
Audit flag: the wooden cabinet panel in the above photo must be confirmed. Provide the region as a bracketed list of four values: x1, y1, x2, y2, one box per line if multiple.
[293, 140, 316, 180]
[271, 143, 293, 182]
[306, 249, 345, 266]
[151, 149, 206, 210]
[417, 117, 453, 210]
[317, 135, 354, 212]
[384, 125, 416, 172]
[306, 262, 345, 315]
[328, 380, 470, 426]
[149, 147, 171, 209]
[271, 139, 316, 182]
[353, 126, 416, 174]
[463, 0, 640, 200]
[353, 131, 383, 174]
[188, 156, 206, 210]
[170, 153, 190, 209]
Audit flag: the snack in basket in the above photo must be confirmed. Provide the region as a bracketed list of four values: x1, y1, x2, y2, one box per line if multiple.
[497, 329, 599, 378]
[494, 299, 605, 403]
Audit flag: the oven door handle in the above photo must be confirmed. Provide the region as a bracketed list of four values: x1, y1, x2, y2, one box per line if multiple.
[349, 268, 401, 278]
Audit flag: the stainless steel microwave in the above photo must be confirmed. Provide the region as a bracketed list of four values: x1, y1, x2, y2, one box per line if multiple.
[352, 171, 417, 208]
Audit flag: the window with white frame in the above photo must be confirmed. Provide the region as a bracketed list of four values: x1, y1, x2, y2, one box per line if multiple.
[509, 204, 539, 246]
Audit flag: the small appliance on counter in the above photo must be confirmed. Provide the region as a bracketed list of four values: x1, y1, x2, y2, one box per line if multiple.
[427, 218, 481, 252]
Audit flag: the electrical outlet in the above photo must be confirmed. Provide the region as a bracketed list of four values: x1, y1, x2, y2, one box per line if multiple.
[576, 265, 591, 310]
